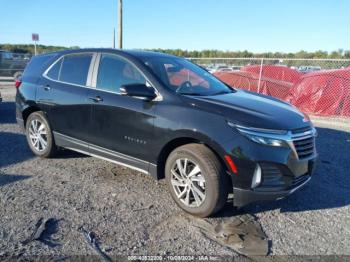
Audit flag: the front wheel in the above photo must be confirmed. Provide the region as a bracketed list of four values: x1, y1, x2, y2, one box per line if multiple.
[165, 144, 228, 217]
[25, 111, 57, 158]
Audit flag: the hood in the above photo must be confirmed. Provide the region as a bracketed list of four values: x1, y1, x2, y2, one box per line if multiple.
[188, 90, 311, 131]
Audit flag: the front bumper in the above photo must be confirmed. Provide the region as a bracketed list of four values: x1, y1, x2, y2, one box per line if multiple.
[233, 174, 311, 207]
[222, 126, 318, 208]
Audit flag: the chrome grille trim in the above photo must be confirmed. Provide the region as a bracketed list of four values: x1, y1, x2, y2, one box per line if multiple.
[290, 128, 316, 160]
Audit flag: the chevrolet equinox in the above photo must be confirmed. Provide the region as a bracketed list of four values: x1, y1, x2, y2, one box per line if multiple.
[16, 49, 317, 217]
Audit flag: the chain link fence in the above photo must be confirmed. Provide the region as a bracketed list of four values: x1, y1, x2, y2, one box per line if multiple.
[2, 53, 350, 118]
[189, 58, 350, 118]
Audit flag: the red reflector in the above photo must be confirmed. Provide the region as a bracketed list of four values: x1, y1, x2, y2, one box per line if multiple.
[224, 155, 238, 174]
[15, 79, 22, 88]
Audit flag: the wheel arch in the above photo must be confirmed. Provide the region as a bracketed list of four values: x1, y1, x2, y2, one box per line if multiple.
[156, 134, 231, 181]
[22, 105, 41, 127]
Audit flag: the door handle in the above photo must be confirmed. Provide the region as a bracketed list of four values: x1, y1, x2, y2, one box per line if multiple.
[89, 96, 103, 103]
[44, 85, 51, 91]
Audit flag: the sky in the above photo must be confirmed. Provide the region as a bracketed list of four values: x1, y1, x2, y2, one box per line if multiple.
[0, 0, 349, 52]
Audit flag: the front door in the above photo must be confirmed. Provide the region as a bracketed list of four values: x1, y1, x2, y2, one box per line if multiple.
[88, 53, 156, 170]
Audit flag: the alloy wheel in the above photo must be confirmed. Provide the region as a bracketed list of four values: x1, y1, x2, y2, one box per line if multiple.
[28, 119, 48, 152]
[170, 158, 206, 207]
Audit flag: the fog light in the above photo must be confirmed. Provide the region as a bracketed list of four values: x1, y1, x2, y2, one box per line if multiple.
[251, 164, 262, 188]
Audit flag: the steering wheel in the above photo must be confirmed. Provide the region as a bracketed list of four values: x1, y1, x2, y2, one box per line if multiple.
[176, 81, 193, 93]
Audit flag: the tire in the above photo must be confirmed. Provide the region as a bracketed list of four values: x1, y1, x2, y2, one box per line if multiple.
[25, 111, 57, 158]
[165, 143, 228, 217]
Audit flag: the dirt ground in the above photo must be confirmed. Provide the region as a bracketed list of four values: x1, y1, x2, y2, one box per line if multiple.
[1, 85, 350, 259]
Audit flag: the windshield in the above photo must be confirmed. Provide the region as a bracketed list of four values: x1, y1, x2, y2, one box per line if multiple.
[140, 56, 233, 96]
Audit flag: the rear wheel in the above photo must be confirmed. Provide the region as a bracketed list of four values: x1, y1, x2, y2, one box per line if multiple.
[25, 111, 57, 158]
[165, 144, 228, 217]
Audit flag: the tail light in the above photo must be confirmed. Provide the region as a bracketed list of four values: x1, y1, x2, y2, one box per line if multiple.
[15, 79, 22, 88]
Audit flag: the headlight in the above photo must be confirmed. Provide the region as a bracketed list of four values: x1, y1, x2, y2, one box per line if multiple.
[242, 133, 286, 147]
[227, 122, 288, 147]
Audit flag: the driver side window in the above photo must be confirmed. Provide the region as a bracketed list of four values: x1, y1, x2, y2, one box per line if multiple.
[96, 54, 146, 93]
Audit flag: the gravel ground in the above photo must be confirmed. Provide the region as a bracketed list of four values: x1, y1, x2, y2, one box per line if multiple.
[0, 85, 350, 258]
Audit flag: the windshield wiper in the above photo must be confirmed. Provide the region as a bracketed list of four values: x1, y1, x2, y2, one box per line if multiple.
[178, 92, 205, 96]
[211, 90, 232, 96]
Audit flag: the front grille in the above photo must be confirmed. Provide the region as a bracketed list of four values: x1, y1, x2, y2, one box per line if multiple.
[291, 128, 316, 160]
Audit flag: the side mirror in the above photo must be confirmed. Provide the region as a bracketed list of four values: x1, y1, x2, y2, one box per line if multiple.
[120, 83, 157, 101]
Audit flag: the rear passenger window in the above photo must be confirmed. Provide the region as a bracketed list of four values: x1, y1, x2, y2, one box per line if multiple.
[59, 54, 92, 86]
[97, 54, 146, 92]
[47, 58, 62, 80]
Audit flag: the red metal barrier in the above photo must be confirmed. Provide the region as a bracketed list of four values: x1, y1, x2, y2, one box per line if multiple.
[215, 67, 350, 117]
[241, 65, 302, 84]
[288, 69, 350, 116]
[214, 71, 292, 100]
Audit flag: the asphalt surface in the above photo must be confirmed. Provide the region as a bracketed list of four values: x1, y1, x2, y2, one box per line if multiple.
[0, 85, 350, 258]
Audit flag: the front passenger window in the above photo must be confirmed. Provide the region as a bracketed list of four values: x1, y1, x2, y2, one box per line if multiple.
[96, 54, 146, 93]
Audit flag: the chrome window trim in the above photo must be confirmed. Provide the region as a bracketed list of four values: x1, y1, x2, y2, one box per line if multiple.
[43, 52, 96, 88]
[90, 53, 101, 88]
[42, 51, 163, 101]
[93, 52, 163, 101]
[87, 53, 99, 87]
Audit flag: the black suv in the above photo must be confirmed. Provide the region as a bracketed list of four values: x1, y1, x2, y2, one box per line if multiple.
[16, 49, 317, 217]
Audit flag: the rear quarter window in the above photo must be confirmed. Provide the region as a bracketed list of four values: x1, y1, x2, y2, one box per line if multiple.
[23, 53, 57, 79]
[46, 58, 62, 80]
[58, 54, 92, 86]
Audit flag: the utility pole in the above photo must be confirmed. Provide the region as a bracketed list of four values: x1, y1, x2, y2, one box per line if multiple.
[113, 28, 116, 48]
[118, 0, 123, 49]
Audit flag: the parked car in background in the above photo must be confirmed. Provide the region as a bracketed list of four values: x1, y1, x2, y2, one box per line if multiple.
[208, 64, 229, 74]
[231, 65, 242, 71]
[298, 66, 322, 73]
[12, 53, 32, 61]
[16, 49, 318, 217]
[217, 67, 234, 72]
[0, 50, 28, 80]
[216, 66, 242, 73]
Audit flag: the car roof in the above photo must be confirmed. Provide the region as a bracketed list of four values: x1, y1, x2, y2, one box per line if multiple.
[41, 48, 178, 60]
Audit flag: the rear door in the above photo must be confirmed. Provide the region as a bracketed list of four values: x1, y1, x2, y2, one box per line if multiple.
[39, 53, 96, 149]
[87, 53, 156, 168]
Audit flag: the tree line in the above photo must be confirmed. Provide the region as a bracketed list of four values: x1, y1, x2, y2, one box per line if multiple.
[1, 44, 349, 59]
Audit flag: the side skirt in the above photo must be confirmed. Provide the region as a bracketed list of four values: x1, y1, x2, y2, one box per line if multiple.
[53, 132, 159, 179]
